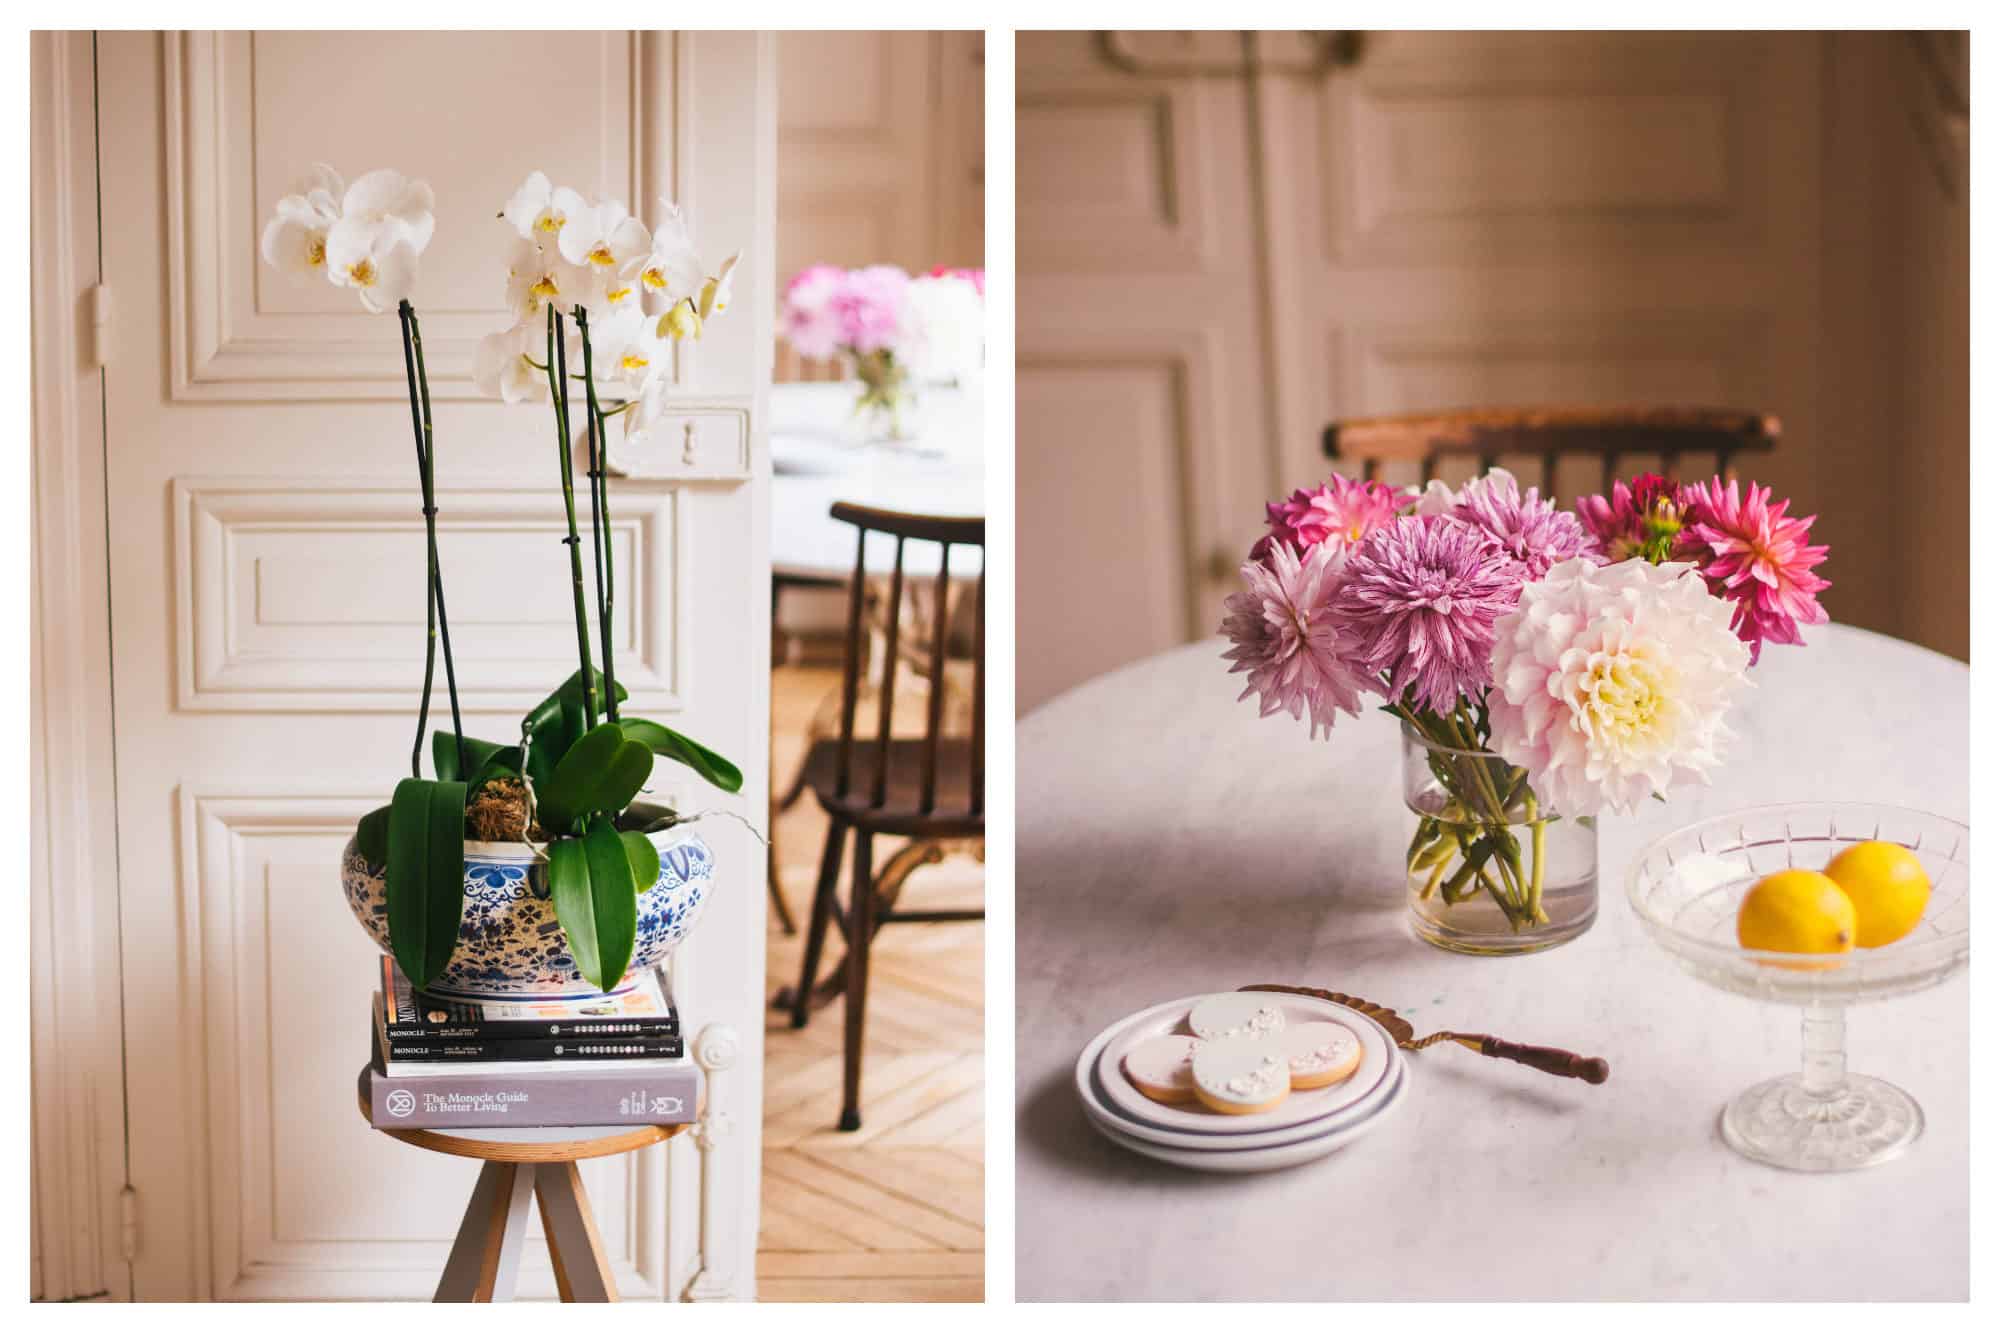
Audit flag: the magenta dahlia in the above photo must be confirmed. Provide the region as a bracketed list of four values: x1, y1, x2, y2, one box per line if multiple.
[1445, 468, 1599, 577]
[1220, 541, 1372, 739]
[1576, 472, 1690, 564]
[1250, 474, 1413, 562]
[1329, 515, 1525, 715]
[1679, 477, 1830, 663]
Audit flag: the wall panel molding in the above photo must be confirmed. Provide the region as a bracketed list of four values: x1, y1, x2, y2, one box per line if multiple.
[174, 790, 662, 1299]
[1331, 313, 1774, 418]
[172, 477, 686, 713]
[1316, 32, 1768, 263]
[1017, 84, 1216, 273]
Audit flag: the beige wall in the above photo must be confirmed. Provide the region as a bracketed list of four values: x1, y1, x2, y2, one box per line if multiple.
[1017, 30, 1969, 714]
[1820, 32, 1969, 661]
[775, 30, 984, 382]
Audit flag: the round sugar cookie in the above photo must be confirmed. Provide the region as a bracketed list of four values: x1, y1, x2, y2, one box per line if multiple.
[1191, 1037, 1291, 1115]
[1120, 1034, 1201, 1104]
[1279, 1021, 1362, 1089]
[1186, 993, 1286, 1043]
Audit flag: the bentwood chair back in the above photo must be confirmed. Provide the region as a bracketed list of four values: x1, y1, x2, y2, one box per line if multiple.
[1323, 405, 1779, 505]
[782, 502, 985, 1131]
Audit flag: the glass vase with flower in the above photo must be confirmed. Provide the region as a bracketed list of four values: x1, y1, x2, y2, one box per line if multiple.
[1221, 468, 1832, 956]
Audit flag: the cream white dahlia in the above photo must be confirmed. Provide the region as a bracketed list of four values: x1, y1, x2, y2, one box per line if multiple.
[1487, 557, 1750, 815]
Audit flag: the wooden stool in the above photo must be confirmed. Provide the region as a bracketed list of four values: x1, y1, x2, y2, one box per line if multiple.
[355, 1068, 690, 1302]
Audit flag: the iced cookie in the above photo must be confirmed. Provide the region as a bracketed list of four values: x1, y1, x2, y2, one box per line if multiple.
[1121, 1033, 1201, 1104]
[1280, 1021, 1362, 1090]
[1191, 1037, 1292, 1115]
[1186, 993, 1286, 1043]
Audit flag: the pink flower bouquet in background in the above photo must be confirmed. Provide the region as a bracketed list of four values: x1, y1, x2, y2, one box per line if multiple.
[780, 263, 985, 440]
[1221, 463, 1830, 951]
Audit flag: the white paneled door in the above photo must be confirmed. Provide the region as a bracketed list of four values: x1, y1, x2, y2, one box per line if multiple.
[1017, 31, 1819, 713]
[68, 31, 773, 1300]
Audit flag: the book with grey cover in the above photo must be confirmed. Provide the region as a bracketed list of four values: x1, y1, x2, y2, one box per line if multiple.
[363, 1052, 702, 1128]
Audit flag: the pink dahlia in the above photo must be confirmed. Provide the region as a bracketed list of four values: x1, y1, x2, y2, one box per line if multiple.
[1445, 469, 1599, 578]
[780, 264, 847, 360]
[1576, 472, 1690, 565]
[1250, 474, 1413, 562]
[831, 264, 911, 354]
[1220, 541, 1372, 739]
[1679, 478, 1830, 664]
[1329, 515, 1525, 716]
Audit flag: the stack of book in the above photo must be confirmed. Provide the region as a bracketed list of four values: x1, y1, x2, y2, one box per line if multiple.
[363, 956, 701, 1129]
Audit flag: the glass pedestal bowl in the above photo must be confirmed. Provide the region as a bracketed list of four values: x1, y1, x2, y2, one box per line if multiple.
[1627, 803, 1969, 1172]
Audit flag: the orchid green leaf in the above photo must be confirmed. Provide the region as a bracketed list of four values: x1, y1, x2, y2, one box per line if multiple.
[384, 778, 467, 989]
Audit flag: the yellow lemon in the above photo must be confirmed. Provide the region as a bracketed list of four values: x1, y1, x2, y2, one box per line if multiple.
[1823, 841, 1930, 947]
[1736, 869, 1857, 966]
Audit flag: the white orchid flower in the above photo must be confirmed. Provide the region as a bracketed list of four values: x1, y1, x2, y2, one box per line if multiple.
[502, 171, 590, 243]
[504, 236, 587, 321]
[627, 202, 706, 301]
[258, 163, 345, 279]
[697, 251, 741, 320]
[590, 307, 668, 394]
[657, 298, 702, 343]
[559, 198, 650, 275]
[584, 272, 644, 326]
[622, 375, 675, 446]
[340, 167, 435, 256]
[473, 319, 548, 404]
[323, 223, 418, 313]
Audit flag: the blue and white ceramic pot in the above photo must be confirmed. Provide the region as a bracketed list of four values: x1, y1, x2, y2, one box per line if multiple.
[340, 816, 716, 999]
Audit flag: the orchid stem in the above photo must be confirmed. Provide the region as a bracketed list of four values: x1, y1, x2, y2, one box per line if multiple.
[398, 300, 465, 781]
[572, 306, 619, 724]
[545, 305, 598, 727]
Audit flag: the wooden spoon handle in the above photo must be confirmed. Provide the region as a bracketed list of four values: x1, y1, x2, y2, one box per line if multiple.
[1474, 1036, 1610, 1084]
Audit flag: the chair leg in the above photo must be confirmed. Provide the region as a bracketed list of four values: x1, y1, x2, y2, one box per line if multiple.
[785, 818, 846, 1029]
[766, 841, 797, 936]
[839, 829, 876, 1133]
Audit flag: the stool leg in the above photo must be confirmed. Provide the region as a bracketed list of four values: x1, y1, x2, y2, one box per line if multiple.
[435, 1161, 535, 1302]
[535, 1161, 619, 1302]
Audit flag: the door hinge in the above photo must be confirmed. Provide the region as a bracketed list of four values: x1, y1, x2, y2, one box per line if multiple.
[117, 1184, 138, 1262]
[87, 283, 111, 369]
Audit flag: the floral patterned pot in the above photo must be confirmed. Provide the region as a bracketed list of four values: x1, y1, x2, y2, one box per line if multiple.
[341, 817, 716, 999]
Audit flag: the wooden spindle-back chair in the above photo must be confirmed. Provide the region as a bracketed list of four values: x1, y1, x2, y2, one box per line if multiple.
[1323, 405, 1780, 503]
[780, 502, 985, 1131]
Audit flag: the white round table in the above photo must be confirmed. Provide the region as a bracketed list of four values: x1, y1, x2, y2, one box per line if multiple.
[769, 382, 984, 579]
[1015, 622, 1968, 1300]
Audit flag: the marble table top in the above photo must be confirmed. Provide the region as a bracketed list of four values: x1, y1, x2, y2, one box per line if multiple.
[1015, 623, 1968, 1300]
[770, 382, 984, 579]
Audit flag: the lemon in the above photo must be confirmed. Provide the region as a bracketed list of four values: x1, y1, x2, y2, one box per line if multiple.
[1736, 869, 1857, 961]
[1824, 841, 1930, 947]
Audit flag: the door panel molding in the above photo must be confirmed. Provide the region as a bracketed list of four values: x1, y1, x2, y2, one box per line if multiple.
[163, 30, 655, 402]
[176, 789, 665, 1299]
[170, 477, 687, 714]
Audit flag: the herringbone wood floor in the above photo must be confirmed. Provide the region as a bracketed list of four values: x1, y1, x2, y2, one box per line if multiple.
[759, 664, 984, 1302]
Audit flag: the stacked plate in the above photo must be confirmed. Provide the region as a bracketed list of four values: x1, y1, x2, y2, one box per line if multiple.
[1074, 991, 1408, 1172]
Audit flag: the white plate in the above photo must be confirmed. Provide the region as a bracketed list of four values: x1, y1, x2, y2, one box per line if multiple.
[1082, 1062, 1409, 1173]
[1090, 993, 1392, 1134]
[1080, 1044, 1404, 1151]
